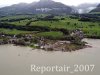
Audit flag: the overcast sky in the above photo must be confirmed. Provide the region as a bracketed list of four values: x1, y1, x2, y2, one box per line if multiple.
[0, 0, 100, 7]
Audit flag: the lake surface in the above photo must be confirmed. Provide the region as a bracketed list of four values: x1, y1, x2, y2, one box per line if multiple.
[0, 39, 100, 75]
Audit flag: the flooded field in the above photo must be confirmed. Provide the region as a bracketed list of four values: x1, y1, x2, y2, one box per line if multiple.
[0, 39, 100, 75]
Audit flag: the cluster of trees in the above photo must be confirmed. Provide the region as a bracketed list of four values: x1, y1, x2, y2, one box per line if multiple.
[69, 15, 79, 19]
[70, 29, 85, 45]
[0, 22, 51, 31]
[79, 17, 91, 22]
[0, 22, 70, 34]
[73, 14, 100, 22]
[52, 28, 69, 35]
[0, 17, 32, 22]
[26, 20, 32, 26]
[37, 15, 59, 21]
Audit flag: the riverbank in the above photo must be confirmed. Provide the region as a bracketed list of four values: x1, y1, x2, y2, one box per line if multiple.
[0, 29, 90, 52]
[0, 36, 89, 52]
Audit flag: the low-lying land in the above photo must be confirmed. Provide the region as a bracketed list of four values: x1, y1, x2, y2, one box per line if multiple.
[0, 14, 99, 51]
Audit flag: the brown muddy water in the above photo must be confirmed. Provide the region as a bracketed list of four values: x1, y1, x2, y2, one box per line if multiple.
[0, 39, 100, 75]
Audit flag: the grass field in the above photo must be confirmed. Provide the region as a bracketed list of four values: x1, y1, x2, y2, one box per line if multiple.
[8, 19, 30, 26]
[30, 16, 100, 37]
[0, 14, 100, 38]
[0, 28, 31, 35]
[36, 31, 64, 40]
[0, 15, 33, 21]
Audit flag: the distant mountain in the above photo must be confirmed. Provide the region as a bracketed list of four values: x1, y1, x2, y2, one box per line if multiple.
[0, 0, 77, 16]
[90, 4, 100, 13]
[72, 3, 98, 14]
[98, 4, 100, 7]
[0, 5, 5, 8]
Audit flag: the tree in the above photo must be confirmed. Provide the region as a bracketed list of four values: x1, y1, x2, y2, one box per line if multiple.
[70, 29, 84, 45]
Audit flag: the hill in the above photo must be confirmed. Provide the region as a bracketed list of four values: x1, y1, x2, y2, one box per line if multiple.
[90, 4, 100, 13]
[72, 3, 98, 14]
[0, 0, 77, 16]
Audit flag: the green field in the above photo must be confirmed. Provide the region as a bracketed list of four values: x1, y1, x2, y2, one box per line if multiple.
[8, 19, 30, 26]
[0, 28, 31, 35]
[0, 14, 100, 38]
[37, 31, 64, 40]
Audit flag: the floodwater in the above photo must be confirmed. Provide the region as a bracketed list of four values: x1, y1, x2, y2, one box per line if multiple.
[0, 39, 100, 75]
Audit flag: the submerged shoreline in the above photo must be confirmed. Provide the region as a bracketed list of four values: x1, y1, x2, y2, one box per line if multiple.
[0, 30, 90, 52]
[0, 40, 91, 52]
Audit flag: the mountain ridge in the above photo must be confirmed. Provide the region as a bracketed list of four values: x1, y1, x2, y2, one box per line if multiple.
[90, 4, 100, 13]
[72, 3, 98, 14]
[0, 0, 77, 16]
